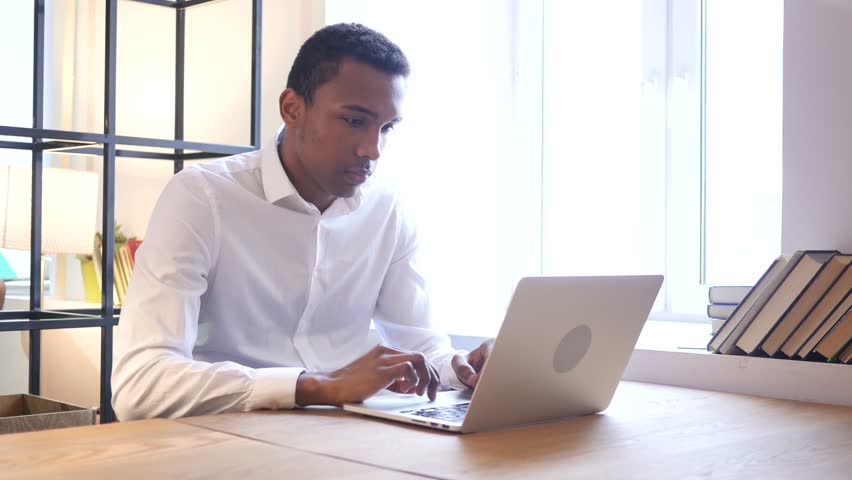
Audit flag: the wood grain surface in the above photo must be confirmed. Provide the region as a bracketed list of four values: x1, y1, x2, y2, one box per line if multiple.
[178, 381, 852, 479]
[0, 417, 420, 479]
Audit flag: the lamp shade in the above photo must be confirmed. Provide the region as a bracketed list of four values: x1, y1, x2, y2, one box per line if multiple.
[0, 165, 99, 255]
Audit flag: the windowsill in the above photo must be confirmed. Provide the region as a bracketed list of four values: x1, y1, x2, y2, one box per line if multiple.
[625, 320, 852, 407]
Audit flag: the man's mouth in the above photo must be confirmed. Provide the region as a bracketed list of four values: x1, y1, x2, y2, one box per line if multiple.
[343, 169, 370, 185]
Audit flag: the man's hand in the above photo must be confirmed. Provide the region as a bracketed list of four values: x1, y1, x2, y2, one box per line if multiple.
[452, 339, 495, 388]
[295, 344, 440, 407]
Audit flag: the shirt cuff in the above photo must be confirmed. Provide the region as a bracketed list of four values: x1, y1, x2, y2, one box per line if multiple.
[437, 350, 470, 390]
[244, 367, 306, 411]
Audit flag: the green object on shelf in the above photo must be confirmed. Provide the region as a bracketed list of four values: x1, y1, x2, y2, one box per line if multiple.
[0, 252, 16, 280]
[80, 257, 100, 304]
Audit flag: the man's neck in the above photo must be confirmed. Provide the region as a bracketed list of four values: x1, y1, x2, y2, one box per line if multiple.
[277, 131, 334, 213]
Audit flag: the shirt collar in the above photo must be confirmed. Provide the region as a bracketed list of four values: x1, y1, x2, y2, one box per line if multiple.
[261, 125, 299, 205]
[261, 125, 366, 216]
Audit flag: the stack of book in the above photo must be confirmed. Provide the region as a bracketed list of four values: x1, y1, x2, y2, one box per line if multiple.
[707, 285, 751, 334]
[707, 250, 852, 364]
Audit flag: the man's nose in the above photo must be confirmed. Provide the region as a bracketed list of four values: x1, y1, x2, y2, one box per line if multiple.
[355, 132, 382, 161]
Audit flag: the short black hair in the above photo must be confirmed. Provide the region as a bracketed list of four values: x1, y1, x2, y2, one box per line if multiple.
[286, 23, 410, 104]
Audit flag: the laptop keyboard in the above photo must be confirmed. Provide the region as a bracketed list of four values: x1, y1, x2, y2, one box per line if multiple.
[400, 403, 470, 423]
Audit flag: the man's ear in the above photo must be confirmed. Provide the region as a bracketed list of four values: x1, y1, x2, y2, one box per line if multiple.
[279, 88, 306, 127]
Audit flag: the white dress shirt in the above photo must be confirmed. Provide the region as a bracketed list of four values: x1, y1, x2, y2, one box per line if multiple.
[112, 126, 464, 421]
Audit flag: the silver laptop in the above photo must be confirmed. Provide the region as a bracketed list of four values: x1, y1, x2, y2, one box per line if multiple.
[343, 275, 663, 433]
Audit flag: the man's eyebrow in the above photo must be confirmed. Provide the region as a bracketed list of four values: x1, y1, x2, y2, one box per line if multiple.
[342, 104, 402, 123]
[342, 104, 378, 118]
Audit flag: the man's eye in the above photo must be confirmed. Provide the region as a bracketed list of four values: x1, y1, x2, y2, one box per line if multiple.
[381, 124, 396, 134]
[343, 117, 364, 127]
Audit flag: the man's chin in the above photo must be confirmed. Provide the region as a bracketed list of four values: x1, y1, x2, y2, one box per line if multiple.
[331, 177, 370, 199]
[334, 186, 359, 198]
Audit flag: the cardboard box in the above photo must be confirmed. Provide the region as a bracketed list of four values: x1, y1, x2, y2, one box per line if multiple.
[0, 394, 96, 434]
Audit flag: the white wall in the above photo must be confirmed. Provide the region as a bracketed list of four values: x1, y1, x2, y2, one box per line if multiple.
[0, 332, 28, 396]
[781, 0, 852, 254]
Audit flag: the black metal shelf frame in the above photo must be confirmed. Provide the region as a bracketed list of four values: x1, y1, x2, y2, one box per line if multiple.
[0, 0, 262, 423]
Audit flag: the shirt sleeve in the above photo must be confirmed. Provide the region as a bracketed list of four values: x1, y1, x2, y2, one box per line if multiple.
[372, 194, 468, 390]
[111, 169, 304, 421]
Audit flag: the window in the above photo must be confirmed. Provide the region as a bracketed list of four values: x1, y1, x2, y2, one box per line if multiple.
[666, 0, 784, 315]
[1, 1, 35, 293]
[325, 0, 784, 333]
[0, 1, 97, 302]
[541, 0, 666, 283]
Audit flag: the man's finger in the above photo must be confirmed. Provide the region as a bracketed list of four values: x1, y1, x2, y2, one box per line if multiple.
[381, 353, 432, 395]
[388, 378, 415, 394]
[427, 363, 439, 401]
[470, 340, 494, 371]
[383, 361, 419, 390]
[375, 344, 404, 356]
[482, 340, 494, 359]
[454, 361, 477, 388]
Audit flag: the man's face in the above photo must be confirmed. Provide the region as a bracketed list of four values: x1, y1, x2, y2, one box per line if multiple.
[288, 59, 405, 206]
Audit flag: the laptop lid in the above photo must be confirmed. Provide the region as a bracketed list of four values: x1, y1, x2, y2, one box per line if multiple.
[459, 275, 663, 432]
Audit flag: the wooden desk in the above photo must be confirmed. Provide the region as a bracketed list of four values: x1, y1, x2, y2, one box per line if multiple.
[0, 417, 418, 479]
[2, 382, 851, 479]
[178, 381, 852, 479]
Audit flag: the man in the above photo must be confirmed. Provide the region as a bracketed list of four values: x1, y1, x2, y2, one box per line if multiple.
[112, 23, 492, 420]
